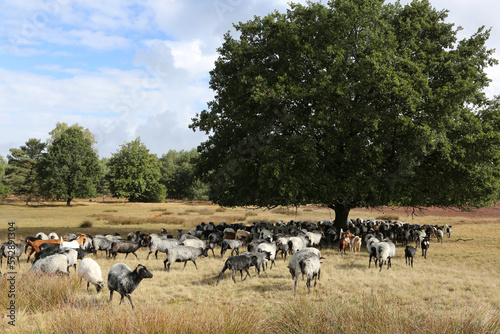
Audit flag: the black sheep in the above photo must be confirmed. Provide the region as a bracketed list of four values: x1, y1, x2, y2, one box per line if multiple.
[216, 254, 258, 285]
[405, 245, 416, 267]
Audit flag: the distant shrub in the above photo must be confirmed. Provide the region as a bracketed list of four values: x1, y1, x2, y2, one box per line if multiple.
[80, 220, 93, 228]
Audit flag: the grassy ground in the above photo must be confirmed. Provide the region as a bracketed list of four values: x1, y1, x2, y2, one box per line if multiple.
[0, 200, 499, 333]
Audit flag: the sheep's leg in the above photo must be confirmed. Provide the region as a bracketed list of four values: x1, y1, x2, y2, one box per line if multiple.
[232, 270, 237, 283]
[87, 282, 90, 292]
[294, 276, 299, 295]
[155, 250, 159, 259]
[125, 294, 135, 310]
[306, 277, 311, 294]
[132, 252, 138, 259]
[109, 290, 114, 302]
[146, 251, 152, 260]
[216, 266, 228, 285]
[192, 260, 198, 270]
[242, 268, 252, 281]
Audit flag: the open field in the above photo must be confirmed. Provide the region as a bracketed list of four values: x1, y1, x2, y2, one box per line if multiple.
[1, 200, 499, 333]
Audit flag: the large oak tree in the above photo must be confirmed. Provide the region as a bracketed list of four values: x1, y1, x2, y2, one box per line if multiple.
[191, 0, 500, 230]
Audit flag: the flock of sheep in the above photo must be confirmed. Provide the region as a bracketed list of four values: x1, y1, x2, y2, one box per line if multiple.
[0, 218, 451, 309]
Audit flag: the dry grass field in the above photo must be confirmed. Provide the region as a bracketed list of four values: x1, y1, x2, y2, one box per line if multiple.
[0, 200, 499, 333]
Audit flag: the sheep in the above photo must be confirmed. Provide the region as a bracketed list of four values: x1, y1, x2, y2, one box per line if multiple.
[220, 239, 243, 257]
[366, 237, 381, 268]
[287, 247, 321, 280]
[78, 258, 105, 292]
[146, 238, 179, 260]
[287, 236, 308, 254]
[181, 238, 206, 249]
[1, 240, 26, 268]
[376, 241, 396, 272]
[216, 254, 259, 285]
[35, 232, 49, 240]
[108, 263, 153, 310]
[256, 242, 277, 269]
[110, 239, 144, 259]
[241, 251, 270, 276]
[414, 230, 426, 248]
[163, 246, 208, 271]
[445, 225, 452, 238]
[405, 245, 416, 267]
[276, 236, 291, 260]
[60, 235, 87, 249]
[48, 232, 59, 240]
[421, 236, 430, 259]
[29, 253, 69, 275]
[59, 248, 78, 272]
[436, 229, 444, 243]
[33, 243, 61, 263]
[287, 250, 322, 295]
[92, 236, 113, 257]
[63, 233, 77, 241]
[305, 232, 322, 247]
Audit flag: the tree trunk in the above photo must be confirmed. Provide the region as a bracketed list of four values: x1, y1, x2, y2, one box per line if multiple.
[66, 198, 72, 206]
[329, 203, 350, 232]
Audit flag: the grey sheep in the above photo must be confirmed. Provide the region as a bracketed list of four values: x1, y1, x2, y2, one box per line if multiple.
[256, 242, 277, 269]
[288, 251, 322, 295]
[92, 236, 113, 257]
[241, 251, 270, 276]
[29, 253, 69, 275]
[220, 239, 243, 257]
[110, 239, 144, 259]
[78, 258, 105, 292]
[146, 237, 179, 260]
[108, 263, 153, 310]
[163, 246, 208, 271]
[376, 241, 396, 272]
[216, 254, 259, 285]
[1, 240, 27, 268]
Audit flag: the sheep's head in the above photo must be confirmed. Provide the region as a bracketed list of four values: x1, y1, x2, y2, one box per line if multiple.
[96, 281, 105, 293]
[135, 264, 153, 279]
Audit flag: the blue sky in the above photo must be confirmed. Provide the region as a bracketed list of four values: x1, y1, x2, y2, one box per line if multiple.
[1, 0, 499, 158]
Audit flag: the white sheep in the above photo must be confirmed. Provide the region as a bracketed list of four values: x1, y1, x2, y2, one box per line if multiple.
[47, 232, 59, 240]
[305, 232, 322, 247]
[256, 242, 277, 269]
[29, 253, 69, 275]
[181, 238, 206, 249]
[376, 241, 396, 272]
[35, 232, 49, 240]
[287, 236, 308, 254]
[78, 258, 104, 292]
[288, 249, 322, 294]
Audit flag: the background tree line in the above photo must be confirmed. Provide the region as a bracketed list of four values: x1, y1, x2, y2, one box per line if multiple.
[0, 123, 208, 205]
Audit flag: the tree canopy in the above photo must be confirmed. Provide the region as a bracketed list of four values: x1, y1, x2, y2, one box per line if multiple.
[107, 138, 166, 202]
[37, 127, 101, 205]
[4, 138, 46, 204]
[191, 0, 500, 229]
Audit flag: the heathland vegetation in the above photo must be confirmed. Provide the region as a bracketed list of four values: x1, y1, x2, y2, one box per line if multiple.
[0, 200, 499, 333]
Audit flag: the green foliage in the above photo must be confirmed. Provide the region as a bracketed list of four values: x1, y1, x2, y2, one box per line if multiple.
[107, 138, 166, 203]
[37, 126, 101, 205]
[191, 0, 499, 227]
[4, 138, 46, 203]
[0, 155, 9, 198]
[159, 149, 209, 200]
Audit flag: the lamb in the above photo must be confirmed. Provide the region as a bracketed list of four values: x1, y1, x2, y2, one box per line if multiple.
[78, 258, 105, 292]
[29, 253, 69, 275]
[146, 238, 179, 260]
[287, 251, 322, 295]
[445, 225, 452, 238]
[256, 242, 277, 269]
[436, 229, 444, 243]
[108, 263, 153, 310]
[220, 239, 243, 257]
[163, 246, 208, 271]
[405, 245, 416, 267]
[376, 241, 396, 272]
[421, 236, 430, 259]
[216, 254, 259, 285]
